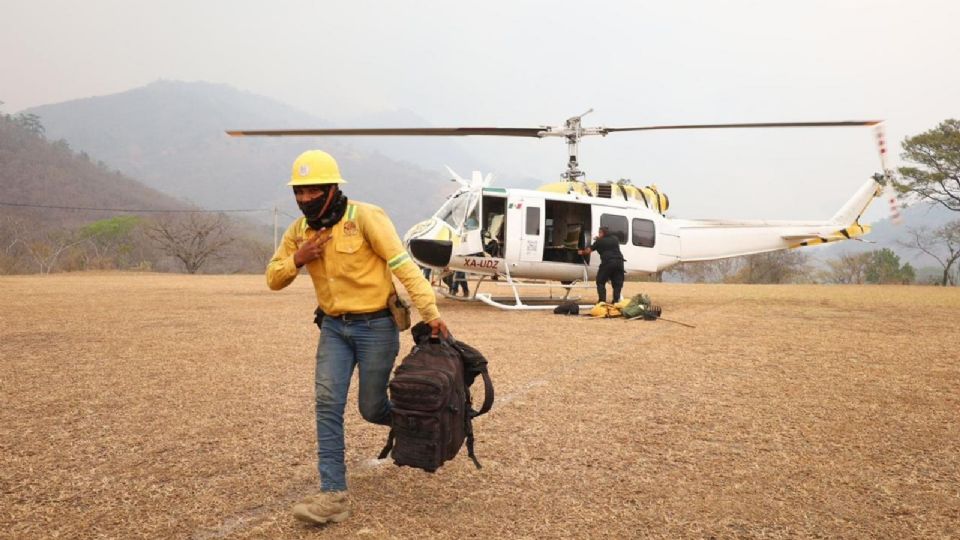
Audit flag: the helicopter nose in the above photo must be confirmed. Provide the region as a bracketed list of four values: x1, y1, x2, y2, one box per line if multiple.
[408, 239, 453, 268]
[404, 218, 457, 268]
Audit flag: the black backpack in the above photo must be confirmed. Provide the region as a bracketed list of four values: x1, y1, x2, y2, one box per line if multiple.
[378, 323, 494, 472]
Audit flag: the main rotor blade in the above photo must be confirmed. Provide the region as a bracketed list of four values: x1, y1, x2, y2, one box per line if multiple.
[226, 127, 544, 137]
[603, 120, 882, 133]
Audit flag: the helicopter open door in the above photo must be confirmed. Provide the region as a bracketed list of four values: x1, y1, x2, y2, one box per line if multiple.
[507, 194, 544, 262]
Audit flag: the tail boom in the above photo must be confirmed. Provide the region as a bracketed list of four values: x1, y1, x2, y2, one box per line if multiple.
[672, 178, 881, 263]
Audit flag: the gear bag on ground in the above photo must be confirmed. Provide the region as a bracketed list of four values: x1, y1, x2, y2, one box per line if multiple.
[620, 293, 652, 318]
[378, 322, 494, 472]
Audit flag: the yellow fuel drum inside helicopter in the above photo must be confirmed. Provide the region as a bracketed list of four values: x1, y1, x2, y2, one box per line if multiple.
[536, 180, 670, 214]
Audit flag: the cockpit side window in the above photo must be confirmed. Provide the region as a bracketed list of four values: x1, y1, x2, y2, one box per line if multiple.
[435, 191, 475, 230]
[464, 195, 480, 230]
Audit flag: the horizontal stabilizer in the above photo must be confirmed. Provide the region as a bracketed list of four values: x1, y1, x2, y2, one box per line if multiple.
[787, 223, 872, 247]
[781, 232, 828, 240]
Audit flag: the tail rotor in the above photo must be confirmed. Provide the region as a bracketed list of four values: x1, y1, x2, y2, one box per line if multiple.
[875, 123, 903, 225]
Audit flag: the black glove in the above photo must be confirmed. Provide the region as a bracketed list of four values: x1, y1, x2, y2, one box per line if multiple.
[643, 305, 662, 321]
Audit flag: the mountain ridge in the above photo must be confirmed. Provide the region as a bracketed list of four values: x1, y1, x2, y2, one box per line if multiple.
[0, 114, 196, 227]
[25, 80, 450, 233]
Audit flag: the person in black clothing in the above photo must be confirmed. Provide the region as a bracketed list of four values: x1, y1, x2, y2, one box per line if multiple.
[578, 226, 625, 303]
[450, 271, 470, 297]
[443, 271, 470, 297]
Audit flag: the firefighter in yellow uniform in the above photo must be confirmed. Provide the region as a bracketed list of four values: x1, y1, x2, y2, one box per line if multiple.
[266, 150, 448, 525]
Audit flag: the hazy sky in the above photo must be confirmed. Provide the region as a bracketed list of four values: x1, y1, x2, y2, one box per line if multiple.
[3, 0, 959, 222]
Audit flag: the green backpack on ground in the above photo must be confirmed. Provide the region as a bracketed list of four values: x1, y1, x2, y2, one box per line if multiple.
[621, 293, 652, 319]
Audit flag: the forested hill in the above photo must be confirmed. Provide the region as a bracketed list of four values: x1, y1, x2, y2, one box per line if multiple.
[25, 80, 449, 232]
[1, 115, 275, 275]
[0, 114, 194, 228]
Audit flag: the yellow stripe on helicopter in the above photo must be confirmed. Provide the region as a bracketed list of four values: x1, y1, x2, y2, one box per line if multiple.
[537, 181, 670, 214]
[786, 223, 872, 248]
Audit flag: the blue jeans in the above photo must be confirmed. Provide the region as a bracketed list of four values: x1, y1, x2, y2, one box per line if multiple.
[315, 315, 400, 492]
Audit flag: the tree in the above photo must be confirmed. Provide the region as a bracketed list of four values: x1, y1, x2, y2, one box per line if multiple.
[12, 112, 45, 137]
[823, 252, 872, 284]
[673, 258, 740, 283]
[52, 138, 71, 152]
[0, 215, 84, 274]
[231, 235, 275, 273]
[727, 250, 811, 284]
[0, 215, 27, 273]
[896, 119, 960, 212]
[10, 223, 86, 274]
[864, 248, 915, 284]
[900, 262, 917, 284]
[146, 213, 234, 274]
[899, 220, 960, 286]
[79, 215, 144, 269]
[672, 250, 811, 284]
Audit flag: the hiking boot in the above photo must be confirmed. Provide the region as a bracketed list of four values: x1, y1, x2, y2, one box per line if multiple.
[292, 491, 350, 524]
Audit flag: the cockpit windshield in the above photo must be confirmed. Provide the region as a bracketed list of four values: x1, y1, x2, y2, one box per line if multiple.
[434, 191, 476, 230]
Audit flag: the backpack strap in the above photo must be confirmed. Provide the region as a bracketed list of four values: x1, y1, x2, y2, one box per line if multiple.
[378, 429, 395, 460]
[465, 419, 482, 469]
[474, 369, 494, 417]
[464, 365, 493, 469]
[449, 339, 494, 417]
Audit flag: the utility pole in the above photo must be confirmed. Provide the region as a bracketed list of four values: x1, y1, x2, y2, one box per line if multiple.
[273, 206, 279, 252]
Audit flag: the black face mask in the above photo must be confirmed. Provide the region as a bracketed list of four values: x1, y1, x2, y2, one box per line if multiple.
[297, 187, 348, 230]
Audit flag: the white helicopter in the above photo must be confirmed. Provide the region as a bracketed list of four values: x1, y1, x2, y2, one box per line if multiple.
[228, 110, 886, 310]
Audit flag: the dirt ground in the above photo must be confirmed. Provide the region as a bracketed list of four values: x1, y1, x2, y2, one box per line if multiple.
[1, 273, 958, 539]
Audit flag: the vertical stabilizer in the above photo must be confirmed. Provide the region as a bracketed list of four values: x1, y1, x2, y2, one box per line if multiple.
[831, 178, 882, 225]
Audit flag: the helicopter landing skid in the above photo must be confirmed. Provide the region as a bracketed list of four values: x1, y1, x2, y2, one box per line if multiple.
[471, 268, 593, 310]
[433, 264, 596, 310]
[433, 277, 574, 305]
[474, 293, 593, 311]
[434, 277, 588, 309]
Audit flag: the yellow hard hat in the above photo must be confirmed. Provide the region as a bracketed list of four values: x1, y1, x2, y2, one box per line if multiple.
[288, 150, 347, 186]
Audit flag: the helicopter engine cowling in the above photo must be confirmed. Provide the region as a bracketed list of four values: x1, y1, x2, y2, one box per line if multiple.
[638, 184, 669, 214]
[536, 181, 670, 214]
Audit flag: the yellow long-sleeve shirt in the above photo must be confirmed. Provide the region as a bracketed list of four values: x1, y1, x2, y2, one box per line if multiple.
[266, 201, 440, 322]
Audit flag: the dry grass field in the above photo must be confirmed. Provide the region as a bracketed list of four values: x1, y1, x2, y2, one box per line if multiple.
[1, 273, 958, 539]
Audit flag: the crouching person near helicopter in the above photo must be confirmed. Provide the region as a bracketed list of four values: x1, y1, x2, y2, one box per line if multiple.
[578, 226, 625, 303]
[266, 150, 449, 525]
